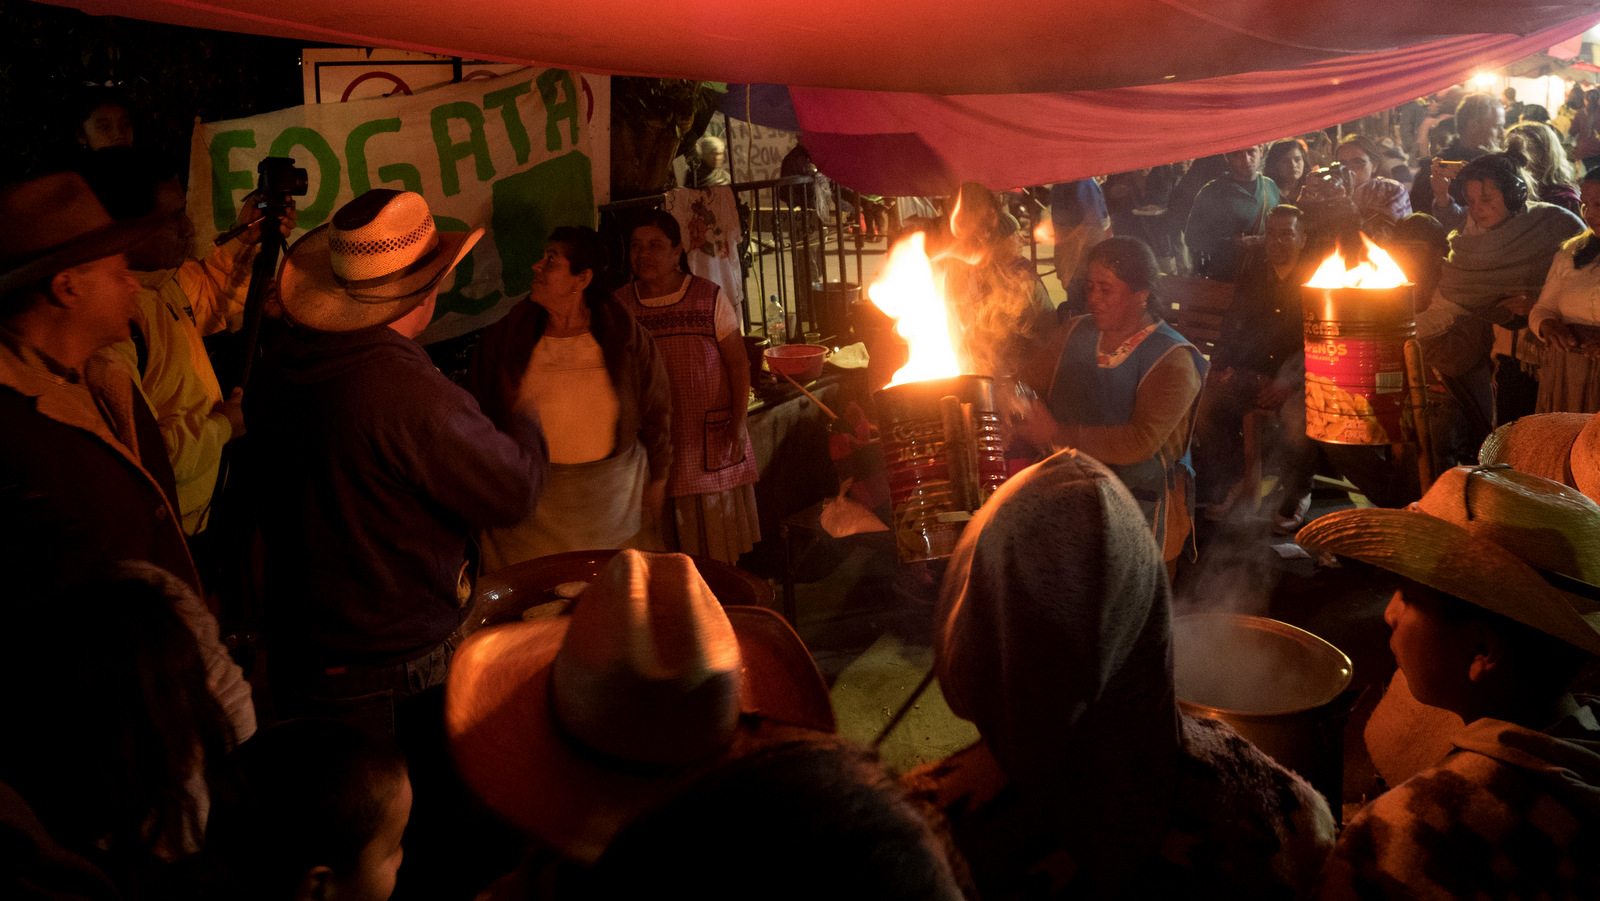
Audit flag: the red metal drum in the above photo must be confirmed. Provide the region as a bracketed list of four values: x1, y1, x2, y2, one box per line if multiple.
[1302, 284, 1417, 445]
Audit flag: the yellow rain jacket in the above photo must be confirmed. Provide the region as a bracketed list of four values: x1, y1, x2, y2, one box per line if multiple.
[112, 237, 254, 534]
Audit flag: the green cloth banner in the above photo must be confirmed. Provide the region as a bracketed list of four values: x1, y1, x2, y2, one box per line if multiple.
[188, 68, 610, 343]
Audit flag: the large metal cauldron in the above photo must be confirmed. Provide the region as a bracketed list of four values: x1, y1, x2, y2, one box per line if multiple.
[1173, 613, 1354, 806]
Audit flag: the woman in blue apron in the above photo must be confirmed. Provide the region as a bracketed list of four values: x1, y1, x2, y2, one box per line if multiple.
[1019, 237, 1206, 572]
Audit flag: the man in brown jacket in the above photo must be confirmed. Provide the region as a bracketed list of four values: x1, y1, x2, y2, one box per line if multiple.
[0, 171, 254, 738]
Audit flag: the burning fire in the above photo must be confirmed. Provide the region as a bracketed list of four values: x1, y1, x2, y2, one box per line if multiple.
[867, 232, 962, 387]
[1032, 217, 1056, 245]
[1305, 234, 1411, 289]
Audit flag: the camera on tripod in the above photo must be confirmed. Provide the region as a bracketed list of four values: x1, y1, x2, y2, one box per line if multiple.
[256, 156, 308, 205]
[213, 156, 307, 247]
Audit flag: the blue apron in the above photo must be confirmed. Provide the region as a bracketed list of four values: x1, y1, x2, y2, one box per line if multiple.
[1048, 317, 1207, 546]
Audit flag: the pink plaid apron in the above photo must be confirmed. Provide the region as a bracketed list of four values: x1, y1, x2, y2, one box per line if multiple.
[617, 275, 758, 497]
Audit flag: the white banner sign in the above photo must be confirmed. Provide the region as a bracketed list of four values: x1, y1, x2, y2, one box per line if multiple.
[189, 68, 611, 343]
[727, 118, 799, 183]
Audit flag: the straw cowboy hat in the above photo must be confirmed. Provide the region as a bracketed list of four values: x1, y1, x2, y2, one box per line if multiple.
[445, 549, 835, 863]
[1478, 413, 1594, 499]
[1297, 464, 1600, 656]
[278, 189, 482, 332]
[0, 171, 169, 297]
[1574, 414, 1600, 502]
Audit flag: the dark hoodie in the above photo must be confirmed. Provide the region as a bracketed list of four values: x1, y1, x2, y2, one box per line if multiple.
[911, 451, 1335, 899]
[929, 451, 1181, 892]
[1320, 699, 1600, 900]
[247, 323, 544, 665]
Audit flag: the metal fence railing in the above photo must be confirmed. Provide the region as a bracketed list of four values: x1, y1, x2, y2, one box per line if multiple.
[600, 180, 1053, 343]
[599, 174, 873, 343]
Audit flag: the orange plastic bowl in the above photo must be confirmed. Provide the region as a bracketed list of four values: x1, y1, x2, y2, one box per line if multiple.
[765, 344, 827, 381]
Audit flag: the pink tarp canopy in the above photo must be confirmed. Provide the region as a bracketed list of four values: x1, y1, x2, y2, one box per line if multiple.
[35, 0, 1600, 189]
[795, 14, 1600, 194]
[38, 0, 1600, 93]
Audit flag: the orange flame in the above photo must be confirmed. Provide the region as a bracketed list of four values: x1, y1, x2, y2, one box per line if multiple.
[1306, 234, 1411, 289]
[1032, 216, 1056, 245]
[867, 232, 962, 387]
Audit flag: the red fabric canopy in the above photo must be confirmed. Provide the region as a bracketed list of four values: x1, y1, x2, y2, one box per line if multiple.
[38, 0, 1600, 192]
[39, 0, 1600, 95]
[792, 13, 1600, 194]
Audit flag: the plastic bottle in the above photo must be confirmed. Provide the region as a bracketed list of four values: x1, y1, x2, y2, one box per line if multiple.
[766, 294, 788, 344]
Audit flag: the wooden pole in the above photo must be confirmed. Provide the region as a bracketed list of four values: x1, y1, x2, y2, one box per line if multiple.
[1404, 338, 1436, 493]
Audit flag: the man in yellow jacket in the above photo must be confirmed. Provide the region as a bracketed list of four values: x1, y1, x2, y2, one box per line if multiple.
[82, 148, 290, 535]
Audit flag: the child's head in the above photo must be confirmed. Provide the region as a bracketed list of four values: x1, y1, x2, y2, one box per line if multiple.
[207, 719, 410, 901]
[72, 87, 135, 150]
[1299, 466, 1600, 724]
[1384, 580, 1592, 721]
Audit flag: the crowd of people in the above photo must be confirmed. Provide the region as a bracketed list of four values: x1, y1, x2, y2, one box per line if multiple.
[4, 83, 1600, 901]
[1036, 88, 1600, 551]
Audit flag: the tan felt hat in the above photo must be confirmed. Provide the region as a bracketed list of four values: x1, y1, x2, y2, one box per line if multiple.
[445, 550, 835, 863]
[0, 172, 167, 296]
[1573, 413, 1600, 503]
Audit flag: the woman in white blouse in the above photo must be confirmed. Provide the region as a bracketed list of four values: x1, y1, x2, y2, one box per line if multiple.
[1531, 170, 1600, 414]
[466, 226, 673, 571]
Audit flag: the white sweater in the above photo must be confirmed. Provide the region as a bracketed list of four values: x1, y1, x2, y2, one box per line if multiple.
[1531, 232, 1600, 339]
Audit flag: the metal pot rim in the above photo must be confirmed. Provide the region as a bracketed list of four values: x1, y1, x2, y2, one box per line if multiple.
[1172, 612, 1354, 717]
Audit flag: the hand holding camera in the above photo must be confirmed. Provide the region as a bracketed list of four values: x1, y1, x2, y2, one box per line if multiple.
[232, 190, 298, 245]
[213, 156, 308, 248]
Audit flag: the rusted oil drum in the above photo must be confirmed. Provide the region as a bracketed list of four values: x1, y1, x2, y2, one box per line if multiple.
[876, 374, 1008, 562]
[1302, 284, 1416, 445]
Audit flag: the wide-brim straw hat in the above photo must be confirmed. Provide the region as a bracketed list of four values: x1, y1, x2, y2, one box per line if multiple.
[1297, 465, 1600, 656]
[1478, 413, 1590, 493]
[279, 189, 482, 332]
[1573, 413, 1600, 502]
[0, 172, 169, 296]
[446, 549, 835, 863]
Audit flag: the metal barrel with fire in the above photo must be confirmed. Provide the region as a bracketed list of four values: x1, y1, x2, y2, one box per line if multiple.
[1301, 234, 1435, 488]
[865, 233, 1012, 562]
